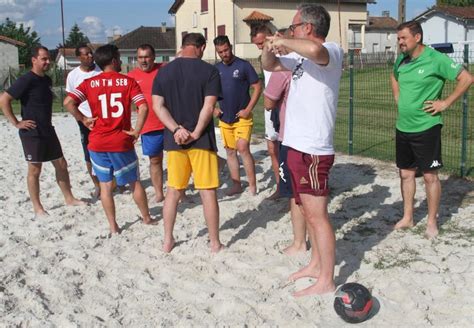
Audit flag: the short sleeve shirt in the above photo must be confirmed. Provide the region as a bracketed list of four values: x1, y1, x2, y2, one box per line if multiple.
[393, 46, 462, 133]
[68, 71, 147, 152]
[128, 63, 165, 134]
[152, 57, 221, 151]
[7, 71, 54, 137]
[263, 71, 291, 141]
[65, 65, 102, 117]
[215, 57, 259, 124]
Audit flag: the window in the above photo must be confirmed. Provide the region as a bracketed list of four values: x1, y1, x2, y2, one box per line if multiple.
[201, 0, 208, 13]
[217, 25, 225, 36]
[203, 28, 208, 40]
[348, 24, 362, 49]
[192, 12, 198, 28]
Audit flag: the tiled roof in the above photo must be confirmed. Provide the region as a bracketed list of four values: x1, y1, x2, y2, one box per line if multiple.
[58, 48, 76, 57]
[366, 16, 398, 31]
[110, 26, 176, 50]
[0, 35, 26, 47]
[415, 5, 474, 21]
[243, 11, 274, 22]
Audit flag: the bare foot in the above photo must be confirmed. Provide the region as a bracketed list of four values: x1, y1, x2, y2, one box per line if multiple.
[283, 243, 307, 256]
[109, 224, 121, 235]
[293, 280, 336, 297]
[143, 217, 159, 225]
[248, 185, 257, 196]
[226, 184, 243, 196]
[425, 224, 439, 239]
[66, 198, 87, 207]
[394, 217, 414, 230]
[288, 264, 320, 282]
[210, 242, 225, 253]
[33, 210, 49, 219]
[266, 189, 280, 200]
[163, 238, 175, 253]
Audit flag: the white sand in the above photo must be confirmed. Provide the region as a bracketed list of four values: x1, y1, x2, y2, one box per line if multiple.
[0, 114, 473, 326]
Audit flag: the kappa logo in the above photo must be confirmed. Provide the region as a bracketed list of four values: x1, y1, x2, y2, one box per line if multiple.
[232, 69, 240, 78]
[27, 154, 32, 161]
[430, 160, 441, 168]
[418, 69, 425, 74]
[279, 162, 287, 183]
[300, 176, 309, 185]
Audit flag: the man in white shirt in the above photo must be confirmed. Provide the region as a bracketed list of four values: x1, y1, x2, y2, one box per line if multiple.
[65, 45, 101, 196]
[262, 4, 343, 297]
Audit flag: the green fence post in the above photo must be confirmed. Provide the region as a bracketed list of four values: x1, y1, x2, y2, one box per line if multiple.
[460, 44, 469, 177]
[349, 49, 354, 155]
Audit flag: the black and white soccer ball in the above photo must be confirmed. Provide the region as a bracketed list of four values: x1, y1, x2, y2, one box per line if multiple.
[334, 283, 373, 323]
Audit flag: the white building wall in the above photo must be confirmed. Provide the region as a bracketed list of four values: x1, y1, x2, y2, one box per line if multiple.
[0, 42, 19, 71]
[364, 31, 397, 53]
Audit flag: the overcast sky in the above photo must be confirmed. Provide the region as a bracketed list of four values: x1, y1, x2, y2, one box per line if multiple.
[0, 0, 436, 48]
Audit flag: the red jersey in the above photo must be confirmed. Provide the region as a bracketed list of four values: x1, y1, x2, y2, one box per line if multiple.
[69, 71, 147, 152]
[128, 63, 165, 134]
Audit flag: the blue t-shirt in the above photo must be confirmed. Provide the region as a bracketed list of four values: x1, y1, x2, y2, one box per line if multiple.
[215, 57, 259, 124]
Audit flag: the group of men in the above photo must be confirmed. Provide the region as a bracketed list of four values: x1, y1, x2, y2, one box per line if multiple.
[1, 3, 472, 297]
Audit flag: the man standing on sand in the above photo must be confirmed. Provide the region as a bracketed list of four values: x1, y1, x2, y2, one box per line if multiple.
[128, 44, 166, 203]
[213, 35, 262, 196]
[262, 4, 343, 296]
[0, 46, 85, 218]
[262, 28, 307, 256]
[66, 44, 102, 197]
[152, 33, 223, 253]
[251, 24, 281, 200]
[64, 44, 156, 234]
[391, 21, 473, 238]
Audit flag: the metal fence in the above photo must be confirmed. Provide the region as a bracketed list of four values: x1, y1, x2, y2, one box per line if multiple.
[335, 46, 473, 177]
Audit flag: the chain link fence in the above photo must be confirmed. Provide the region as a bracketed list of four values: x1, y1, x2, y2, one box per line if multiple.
[335, 46, 473, 177]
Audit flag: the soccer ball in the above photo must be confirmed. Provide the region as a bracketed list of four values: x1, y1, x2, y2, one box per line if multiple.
[334, 283, 373, 323]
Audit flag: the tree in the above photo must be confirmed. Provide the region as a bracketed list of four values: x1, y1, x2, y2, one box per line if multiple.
[436, 0, 474, 6]
[64, 23, 90, 48]
[0, 18, 41, 67]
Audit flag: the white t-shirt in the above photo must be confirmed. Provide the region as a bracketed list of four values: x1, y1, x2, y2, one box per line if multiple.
[263, 69, 272, 87]
[66, 65, 102, 117]
[280, 42, 343, 155]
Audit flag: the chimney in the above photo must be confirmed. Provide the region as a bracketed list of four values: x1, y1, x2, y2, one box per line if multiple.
[161, 22, 166, 33]
[382, 10, 390, 17]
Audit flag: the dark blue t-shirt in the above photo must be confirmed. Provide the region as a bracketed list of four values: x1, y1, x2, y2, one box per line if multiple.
[152, 57, 221, 151]
[215, 57, 259, 124]
[7, 71, 54, 136]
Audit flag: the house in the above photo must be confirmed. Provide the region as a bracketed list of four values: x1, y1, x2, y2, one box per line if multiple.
[56, 43, 105, 70]
[110, 25, 176, 71]
[56, 48, 78, 70]
[364, 13, 398, 53]
[169, 0, 376, 61]
[414, 5, 474, 56]
[0, 35, 25, 71]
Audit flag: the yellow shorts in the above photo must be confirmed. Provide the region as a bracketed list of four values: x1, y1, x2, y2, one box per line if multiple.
[219, 115, 253, 149]
[167, 149, 219, 189]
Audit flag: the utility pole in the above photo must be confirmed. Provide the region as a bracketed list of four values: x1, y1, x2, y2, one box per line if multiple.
[398, 0, 406, 23]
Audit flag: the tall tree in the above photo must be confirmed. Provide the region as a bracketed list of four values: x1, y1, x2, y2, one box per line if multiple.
[436, 0, 473, 6]
[0, 18, 41, 67]
[64, 23, 90, 48]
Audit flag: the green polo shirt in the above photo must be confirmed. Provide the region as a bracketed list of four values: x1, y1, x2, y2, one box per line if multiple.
[393, 46, 462, 133]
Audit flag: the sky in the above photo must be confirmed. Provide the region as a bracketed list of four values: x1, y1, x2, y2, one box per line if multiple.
[0, 0, 436, 49]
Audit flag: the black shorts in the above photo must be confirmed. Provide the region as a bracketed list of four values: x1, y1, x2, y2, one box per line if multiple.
[278, 142, 294, 198]
[396, 124, 443, 171]
[19, 130, 63, 163]
[77, 121, 91, 162]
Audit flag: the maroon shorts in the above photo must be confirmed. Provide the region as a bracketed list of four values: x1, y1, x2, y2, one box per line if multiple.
[287, 148, 334, 204]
